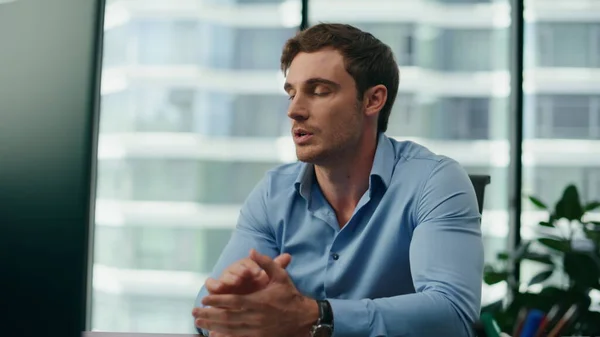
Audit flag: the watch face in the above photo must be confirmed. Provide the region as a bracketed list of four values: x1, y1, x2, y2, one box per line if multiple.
[312, 325, 333, 337]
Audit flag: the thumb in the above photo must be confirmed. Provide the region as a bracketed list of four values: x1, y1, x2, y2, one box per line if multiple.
[249, 249, 287, 282]
[273, 253, 292, 269]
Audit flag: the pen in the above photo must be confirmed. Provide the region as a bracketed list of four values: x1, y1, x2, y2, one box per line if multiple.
[512, 308, 528, 337]
[533, 304, 560, 337]
[547, 304, 578, 337]
[480, 312, 501, 337]
[519, 309, 545, 337]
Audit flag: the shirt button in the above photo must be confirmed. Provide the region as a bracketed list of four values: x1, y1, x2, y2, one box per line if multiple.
[331, 253, 339, 261]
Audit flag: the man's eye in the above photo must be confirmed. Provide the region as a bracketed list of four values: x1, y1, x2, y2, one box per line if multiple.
[288, 95, 295, 101]
[314, 92, 330, 96]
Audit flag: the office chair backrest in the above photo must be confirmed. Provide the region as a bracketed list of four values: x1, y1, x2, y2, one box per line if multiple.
[468, 175, 491, 215]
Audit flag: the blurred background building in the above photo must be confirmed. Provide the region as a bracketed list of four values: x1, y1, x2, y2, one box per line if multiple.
[91, 0, 600, 333]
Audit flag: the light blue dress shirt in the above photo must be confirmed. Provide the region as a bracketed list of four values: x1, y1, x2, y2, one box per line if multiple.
[195, 132, 484, 337]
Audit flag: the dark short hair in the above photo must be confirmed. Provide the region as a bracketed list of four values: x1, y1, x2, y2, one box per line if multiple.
[280, 23, 400, 133]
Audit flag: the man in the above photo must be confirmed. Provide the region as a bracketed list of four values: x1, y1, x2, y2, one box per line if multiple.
[192, 23, 484, 337]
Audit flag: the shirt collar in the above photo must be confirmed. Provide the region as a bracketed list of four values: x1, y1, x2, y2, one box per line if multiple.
[294, 132, 395, 200]
[294, 162, 315, 200]
[370, 132, 395, 189]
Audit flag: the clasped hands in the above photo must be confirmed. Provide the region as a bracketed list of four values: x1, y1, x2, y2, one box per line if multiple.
[192, 249, 318, 337]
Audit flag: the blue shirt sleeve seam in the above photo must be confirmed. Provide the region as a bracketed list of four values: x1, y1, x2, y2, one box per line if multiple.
[240, 172, 278, 245]
[413, 158, 445, 224]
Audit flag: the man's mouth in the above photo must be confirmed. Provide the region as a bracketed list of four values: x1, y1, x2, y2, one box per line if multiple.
[293, 129, 314, 137]
[293, 129, 314, 144]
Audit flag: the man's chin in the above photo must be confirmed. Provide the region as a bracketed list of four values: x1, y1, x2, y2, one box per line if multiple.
[295, 150, 320, 164]
[296, 148, 332, 165]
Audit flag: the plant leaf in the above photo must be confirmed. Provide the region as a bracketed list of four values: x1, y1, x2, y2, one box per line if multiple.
[584, 201, 600, 213]
[538, 221, 554, 228]
[522, 252, 554, 265]
[483, 266, 508, 285]
[514, 241, 532, 260]
[538, 238, 570, 252]
[583, 227, 600, 244]
[555, 184, 583, 221]
[538, 287, 592, 312]
[528, 270, 553, 286]
[564, 252, 600, 290]
[583, 222, 600, 244]
[529, 196, 548, 210]
[497, 252, 509, 261]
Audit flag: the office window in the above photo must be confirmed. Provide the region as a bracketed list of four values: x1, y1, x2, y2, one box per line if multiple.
[103, 25, 132, 68]
[387, 94, 418, 137]
[196, 161, 281, 204]
[532, 167, 585, 209]
[135, 228, 180, 270]
[523, 4, 600, 287]
[428, 97, 490, 140]
[594, 97, 600, 137]
[528, 166, 599, 214]
[550, 96, 591, 139]
[198, 23, 236, 69]
[436, 0, 491, 3]
[129, 159, 199, 202]
[536, 23, 600, 68]
[235, 28, 297, 70]
[92, 292, 128, 332]
[534, 95, 600, 139]
[94, 226, 233, 273]
[94, 227, 131, 269]
[441, 29, 493, 71]
[350, 23, 415, 66]
[596, 25, 600, 67]
[99, 91, 135, 133]
[136, 20, 199, 65]
[231, 94, 289, 137]
[98, 159, 282, 204]
[93, 1, 300, 333]
[416, 27, 498, 71]
[585, 169, 600, 203]
[236, 0, 287, 3]
[96, 160, 132, 200]
[135, 88, 196, 133]
[129, 297, 193, 333]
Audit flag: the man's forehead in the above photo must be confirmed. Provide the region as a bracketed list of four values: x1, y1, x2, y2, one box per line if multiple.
[286, 50, 345, 83]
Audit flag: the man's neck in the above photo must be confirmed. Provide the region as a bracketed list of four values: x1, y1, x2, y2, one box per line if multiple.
[314, 133, 378, 225]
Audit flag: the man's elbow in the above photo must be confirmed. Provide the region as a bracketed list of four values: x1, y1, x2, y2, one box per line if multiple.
[445, 295, 479, 337]
[422, 288, 478, 337]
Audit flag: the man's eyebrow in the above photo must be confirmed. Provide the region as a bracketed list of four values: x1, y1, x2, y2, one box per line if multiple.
[306, 78, 341, 88]
[284, 82, 293, 92]
[284, 77, 341, 91]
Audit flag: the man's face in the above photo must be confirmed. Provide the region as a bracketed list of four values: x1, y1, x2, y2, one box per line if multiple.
[284, 48, 365, 165]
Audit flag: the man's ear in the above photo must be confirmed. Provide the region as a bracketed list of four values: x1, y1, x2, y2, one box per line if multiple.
[363, 84, 388, 118]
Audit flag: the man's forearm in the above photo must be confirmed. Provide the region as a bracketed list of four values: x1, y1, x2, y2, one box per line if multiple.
[328, 291, 474, 337]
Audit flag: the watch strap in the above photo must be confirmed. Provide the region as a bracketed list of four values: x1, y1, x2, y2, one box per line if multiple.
[317, 299, 334, 326]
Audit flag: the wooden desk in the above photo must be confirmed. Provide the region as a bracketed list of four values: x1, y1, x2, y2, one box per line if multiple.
[83, 332, 200, 337]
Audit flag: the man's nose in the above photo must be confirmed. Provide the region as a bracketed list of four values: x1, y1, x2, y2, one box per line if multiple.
[287, 95, 309, 121]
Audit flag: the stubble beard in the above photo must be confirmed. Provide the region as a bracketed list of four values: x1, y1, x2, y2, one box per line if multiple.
[295, 103, 364, 166]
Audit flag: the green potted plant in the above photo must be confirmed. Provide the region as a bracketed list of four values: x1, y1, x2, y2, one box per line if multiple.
[482, 184, 600, 335]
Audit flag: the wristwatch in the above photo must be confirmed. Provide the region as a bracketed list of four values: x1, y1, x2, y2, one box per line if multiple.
[310, 300, 334, 337]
